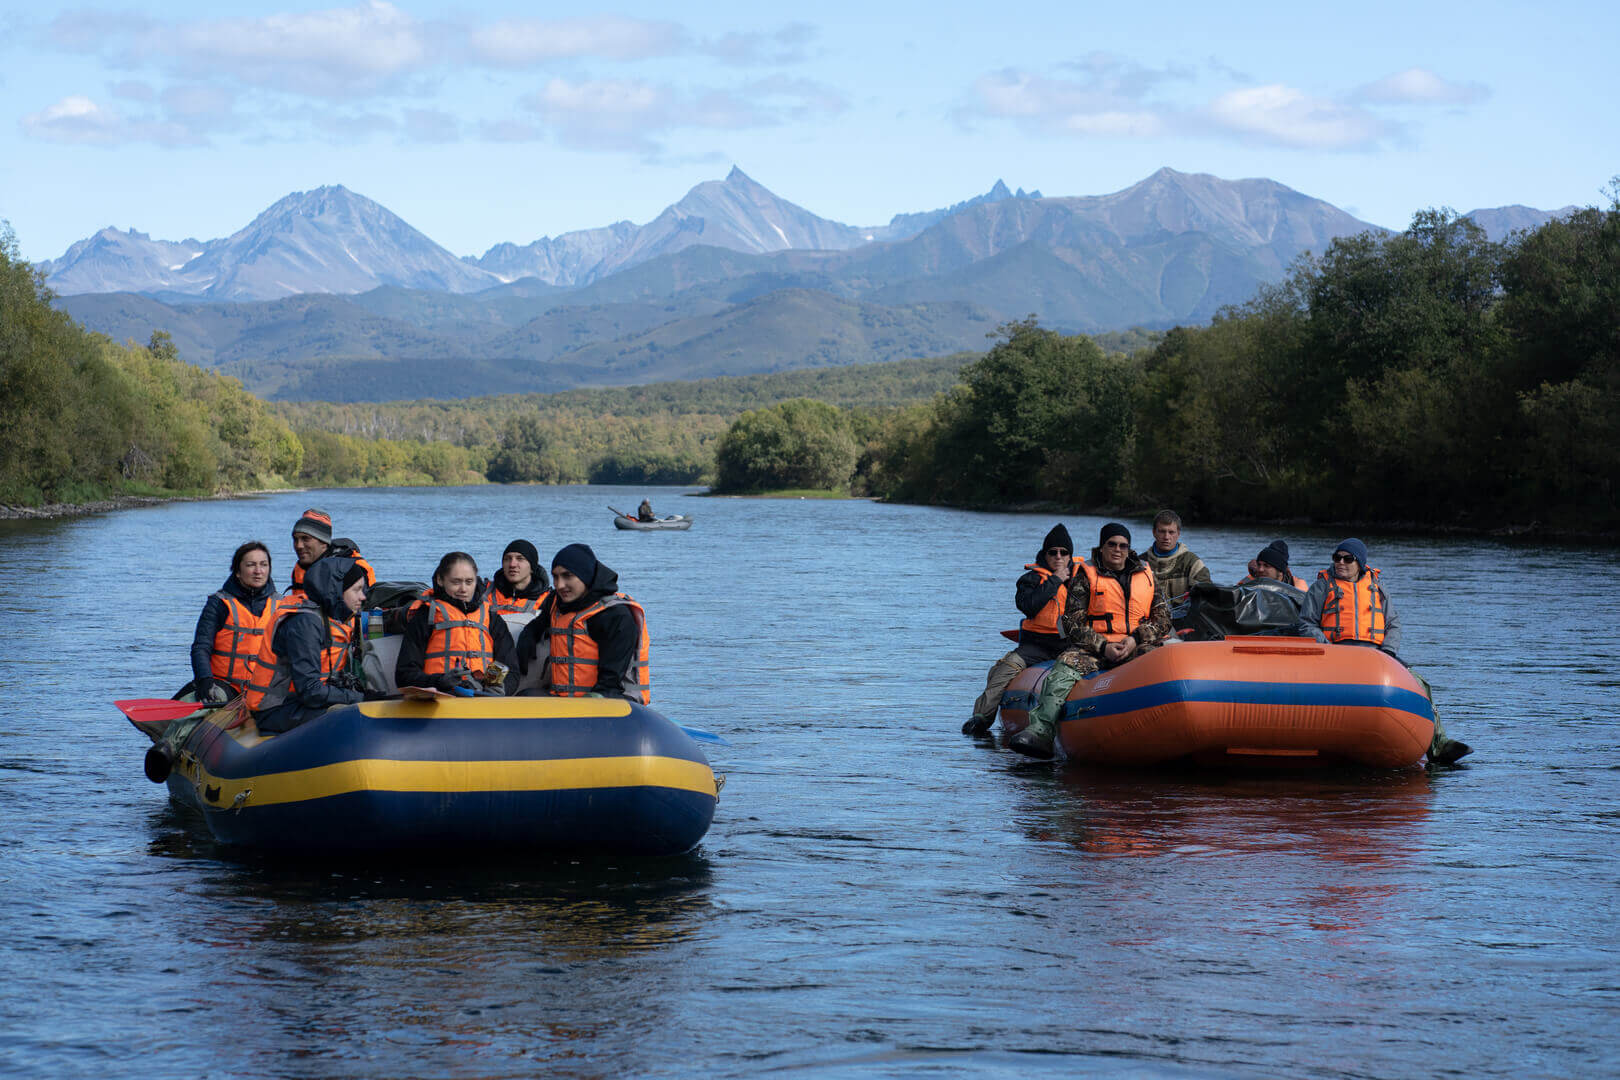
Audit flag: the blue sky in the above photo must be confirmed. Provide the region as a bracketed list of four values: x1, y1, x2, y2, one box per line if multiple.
[2, 0, 1615, 263]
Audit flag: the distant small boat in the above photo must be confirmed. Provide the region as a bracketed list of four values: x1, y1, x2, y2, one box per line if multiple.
[611, 505, 693, 531]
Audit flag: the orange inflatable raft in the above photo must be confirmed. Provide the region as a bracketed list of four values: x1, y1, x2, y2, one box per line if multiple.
[998, 637, 1434, 768]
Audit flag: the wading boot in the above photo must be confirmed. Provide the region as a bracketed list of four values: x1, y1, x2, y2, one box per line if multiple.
[962, 713, 996, 736]
[1008, 719, 1055, 759]
[1428, 739, 1473, 766]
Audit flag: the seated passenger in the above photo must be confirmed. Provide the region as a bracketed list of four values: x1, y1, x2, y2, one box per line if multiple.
[1141, 509, 1211, 605]
[1009, 523, 1172, 759]
[246, 558, 373, 734]
[964, 524, 1075, 735]
[490, 539, 551, 618]
[189, 541, 279, 701]
[516, 544, 649, 703]
[1239, 540, 1308, 590]
[637, 499, 656, 522]
[395, 552, 519, 696]
[1293, 538, 1472, 765]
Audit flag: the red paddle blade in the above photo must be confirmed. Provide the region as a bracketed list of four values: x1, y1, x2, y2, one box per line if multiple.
[1000, 629, 1020, 642]
[114, 698, 206, 726]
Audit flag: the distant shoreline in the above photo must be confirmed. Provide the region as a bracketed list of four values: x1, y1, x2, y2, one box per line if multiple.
[0, 489, 292, 521]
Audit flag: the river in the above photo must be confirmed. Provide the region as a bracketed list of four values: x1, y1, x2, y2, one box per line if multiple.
[1, 485, 1616, 1078]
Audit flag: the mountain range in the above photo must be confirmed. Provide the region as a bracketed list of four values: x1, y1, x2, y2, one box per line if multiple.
[44, 168, 1576, 402]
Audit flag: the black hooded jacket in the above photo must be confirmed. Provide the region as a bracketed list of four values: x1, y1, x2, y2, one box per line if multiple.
[253, 558, 364, 733]
[491, 565, 550, 605]
[516, 560, 639, 699]
[190, 571, 280, 691]
[395, 578, 519, 694]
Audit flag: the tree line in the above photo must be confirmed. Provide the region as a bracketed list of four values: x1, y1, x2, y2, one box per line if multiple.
[710, 193, 1619, 534]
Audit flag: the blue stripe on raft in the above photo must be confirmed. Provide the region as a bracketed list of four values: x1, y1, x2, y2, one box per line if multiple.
[1059, 678, 1435, 725]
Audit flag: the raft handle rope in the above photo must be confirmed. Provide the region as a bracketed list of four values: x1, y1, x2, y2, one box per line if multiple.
[231, 789, 252, 813]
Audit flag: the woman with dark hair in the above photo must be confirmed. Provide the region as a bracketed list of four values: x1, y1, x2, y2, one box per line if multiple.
[395, 552, 519, 695]
[189, 541, 278, 700]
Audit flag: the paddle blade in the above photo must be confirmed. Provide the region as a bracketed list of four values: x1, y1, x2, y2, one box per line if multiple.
[1000, 629, 1020, 642]
[115, 698, 207, 726]
[680, 725, 730, 746]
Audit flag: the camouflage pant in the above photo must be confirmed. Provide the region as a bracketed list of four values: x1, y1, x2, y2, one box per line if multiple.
[1026, 642, 1163, 736]
[972, 642, 1062, 719]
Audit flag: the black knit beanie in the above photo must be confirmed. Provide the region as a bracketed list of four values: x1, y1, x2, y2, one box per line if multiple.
[1041, 523, 1073, 553]
[502, 538, 540, 571]
[341, 561, 370, 593]
[1257, 540, 1290, 571]
[1099, 522, 1132, 546]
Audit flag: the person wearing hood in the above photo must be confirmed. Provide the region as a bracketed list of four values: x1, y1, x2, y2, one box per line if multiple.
[396, 552, 519, 696]
[1294, 539, 1471, 765]
[1142, 509, 1211, 604]
[189, 541, 279, 701]
[963, 524, 1077, 736]
[516, 544, 650, 703]
[245, 557, 374, 734]
[489, 539, 551, 623]
[1010, 523, 1173, 759]
[1240, 540, 1309, 590]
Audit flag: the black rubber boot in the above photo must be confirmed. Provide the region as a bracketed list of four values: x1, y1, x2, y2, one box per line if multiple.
[1428, 739, 1473, 766]
[1008, 726, 1055, 759]
[962, 713, 995, 736]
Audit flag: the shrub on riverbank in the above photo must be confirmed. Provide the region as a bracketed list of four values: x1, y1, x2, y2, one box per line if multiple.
[1, 225, 303, 506]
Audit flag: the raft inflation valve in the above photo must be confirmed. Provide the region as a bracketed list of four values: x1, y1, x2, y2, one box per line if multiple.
[144, 745, 174, 783]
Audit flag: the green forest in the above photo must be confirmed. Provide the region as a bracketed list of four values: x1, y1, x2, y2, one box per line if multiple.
[5, 192, 1616, 534]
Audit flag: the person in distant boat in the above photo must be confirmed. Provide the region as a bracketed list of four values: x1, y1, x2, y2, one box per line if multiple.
[1239, 540, 1308, 590]
[963, 523, 1076, 735]
[189, 541, 278, 701]
[637, 499, 656, 522]
[1141, 509, 1211, 605]
[285, 507, 375, 599]
[1009, 523, 1172, 759]
[489, 539, 550, 621]
[1293, 538, 1472, 765]
[516, 544, 650, 703]
[396, 552, 519, 696]
[246, 557, 377, 734]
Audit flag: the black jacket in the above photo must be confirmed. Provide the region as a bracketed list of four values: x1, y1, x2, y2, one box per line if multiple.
[190, 572, 279, 691]
[1014, 555, 1069, 649]
[491, 566, 550, 604]
[254, 558, 363, 734]
[395, 579, 519, 694]
[516, 562, 639, 699]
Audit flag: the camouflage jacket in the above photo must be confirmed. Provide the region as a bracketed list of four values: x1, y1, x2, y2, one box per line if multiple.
[1060, 548, 1174, 658]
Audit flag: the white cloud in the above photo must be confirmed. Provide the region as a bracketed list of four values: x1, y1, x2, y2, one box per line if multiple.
[404, 108, 459, 143]
[469, 16, 685, 65]
[21, 93, 200, 146]
[1206, 84, 1388, 149]
[1353, 67, 1489, 106]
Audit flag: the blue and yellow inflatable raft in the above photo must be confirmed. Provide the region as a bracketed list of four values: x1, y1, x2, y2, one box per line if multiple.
[128, 697, 719, 855]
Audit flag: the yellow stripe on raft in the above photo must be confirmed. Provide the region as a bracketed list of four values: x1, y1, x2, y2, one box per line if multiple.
[192, 755, 716, 809]
[357, 698, 633, 719]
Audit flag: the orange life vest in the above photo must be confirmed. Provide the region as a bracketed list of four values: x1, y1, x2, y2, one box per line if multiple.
[546, 594, 650, 704]
[491, 579, 549, 616]
[1018, 563, 1069, 637]
[422, 595, 497, 677]
[1317, 566, 1387, 645]
[209, 590, 279, 692]
[1080, 560, 1156, 643]
[244, 600, 354, 714]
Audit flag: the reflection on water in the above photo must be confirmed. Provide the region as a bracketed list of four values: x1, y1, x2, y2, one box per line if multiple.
[2, 487, 1618, 1078]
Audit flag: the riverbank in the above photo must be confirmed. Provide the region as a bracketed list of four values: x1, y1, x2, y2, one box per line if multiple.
[0, 488, 293, 521]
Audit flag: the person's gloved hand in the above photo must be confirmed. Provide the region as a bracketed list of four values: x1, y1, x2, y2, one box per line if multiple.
[448, 684, 476, 697]
[192, 678, 216, 701]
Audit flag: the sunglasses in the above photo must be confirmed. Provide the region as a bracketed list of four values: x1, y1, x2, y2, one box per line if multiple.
[1045, 547, 1071, 557]
[1102, 541, 1130, 550]
[1332, 553, 1358, 563]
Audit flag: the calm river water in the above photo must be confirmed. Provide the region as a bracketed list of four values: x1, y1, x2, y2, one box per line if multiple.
[2, 485, 1617, 1078]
